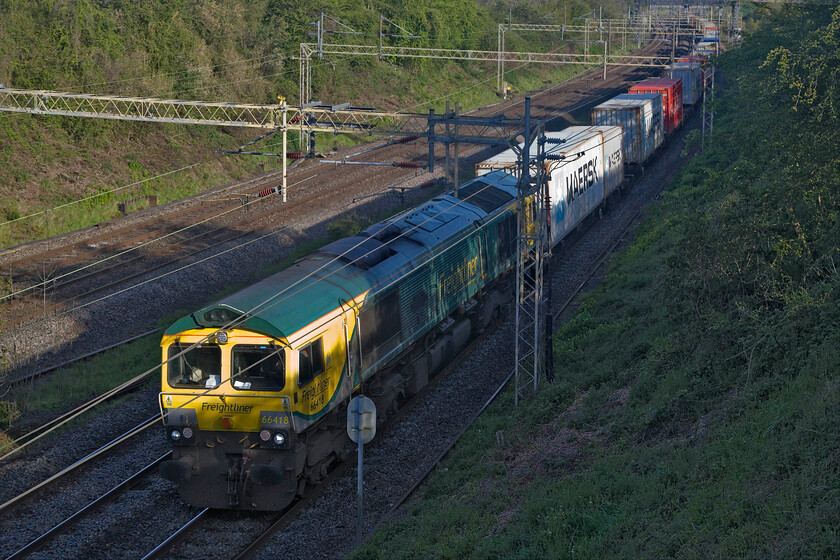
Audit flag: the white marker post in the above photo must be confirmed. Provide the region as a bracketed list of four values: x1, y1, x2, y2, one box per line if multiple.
[347, 395, 376, 547]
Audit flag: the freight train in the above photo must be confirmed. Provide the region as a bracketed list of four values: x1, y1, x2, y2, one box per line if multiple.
[158, 70, 699, 509]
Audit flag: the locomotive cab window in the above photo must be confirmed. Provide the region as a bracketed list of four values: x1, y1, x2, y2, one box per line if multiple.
[298, 339, 325, 387]
[168, 343, 221, 388]
[232, 345, 285, 391]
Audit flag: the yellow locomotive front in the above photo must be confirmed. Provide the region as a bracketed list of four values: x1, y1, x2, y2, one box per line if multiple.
[159, 328, 301, 510]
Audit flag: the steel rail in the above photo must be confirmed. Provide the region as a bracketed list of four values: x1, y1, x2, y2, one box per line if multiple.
[0, 415, 161, 514]
[0, 166, 285, 274]
[373, 106, 698, 532]
[378, 368, 515, 525]
[552, 207, 642, 323]
[3, 454, 170, 560]
[368, 201, 634, 533]
[140, 509, 210, 560]
[0, 34, 676, 509]
[7, 328, 160, 389]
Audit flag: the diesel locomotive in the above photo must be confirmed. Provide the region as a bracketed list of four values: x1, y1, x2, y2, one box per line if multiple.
[159, 113, 689, 509]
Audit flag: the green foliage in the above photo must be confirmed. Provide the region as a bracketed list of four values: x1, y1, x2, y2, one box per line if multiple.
[327, 216, 364, 240]
[0, 0, 633, 249]
[11, 333, 161, 417]
[763, 5, 840, 120]
[352, 5, 840, 559]
[0, 400, 21, 429]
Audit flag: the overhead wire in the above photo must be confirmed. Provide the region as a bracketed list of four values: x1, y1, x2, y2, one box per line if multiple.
[0, 112, 633, 511]
[0, 184, 274, 302]
[5, 34, 638, 309]
[0, 32, 657, 325]
[1, 19, 633, 232]
[0, 52, 359, 233]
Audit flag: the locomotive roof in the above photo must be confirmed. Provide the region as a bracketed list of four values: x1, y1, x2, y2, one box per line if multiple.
[164, 171, 518, 341]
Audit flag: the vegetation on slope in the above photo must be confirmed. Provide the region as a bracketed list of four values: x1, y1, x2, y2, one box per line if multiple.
[0, 0, 621, 247]
[350, 4, 840, 558]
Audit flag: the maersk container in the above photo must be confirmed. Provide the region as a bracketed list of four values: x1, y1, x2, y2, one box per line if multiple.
[591, 94, 664, 165]
[629, 78, 683, 134]
[666, 62, 703, 105]
[475, 126, 624, 247]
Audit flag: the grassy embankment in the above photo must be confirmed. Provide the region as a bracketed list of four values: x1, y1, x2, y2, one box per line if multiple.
[0, 0, 623, 248]
[350, 5, 840, 558]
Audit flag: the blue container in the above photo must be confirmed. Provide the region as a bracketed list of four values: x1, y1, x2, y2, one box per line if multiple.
[666, 63, 703, 106]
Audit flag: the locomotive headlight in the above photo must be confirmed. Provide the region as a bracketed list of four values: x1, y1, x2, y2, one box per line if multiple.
[216, 331, 229, 344]
[273, 432, 286, 446]
[170, 429, 182, 441]
[182, 427, 194, 439]
[259, 429, 272, 442]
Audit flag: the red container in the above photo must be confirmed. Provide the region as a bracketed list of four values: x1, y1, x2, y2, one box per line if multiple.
[629, 78, 683, 134]
[677, 54, 707, 65]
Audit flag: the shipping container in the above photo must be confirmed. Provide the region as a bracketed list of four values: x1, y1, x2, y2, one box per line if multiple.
[665, 62, 703, 105]
[678, 54, 707, 66]
[697, 40, 719, 53]
[629, 78, 683, 134]
[591, 94, 664, 165]
[475, 126, 624, 247]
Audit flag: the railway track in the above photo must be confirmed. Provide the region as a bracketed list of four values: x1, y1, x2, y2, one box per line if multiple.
[0, 101, 701, 560]
[140, 316, 505, 559]
[4, 454, 170, 560]
[0, 38, 672, 347]
[0, 35, 697, 560]
[1, 303, 504, 560]
[371, 156, 664, 532]
[252, 89, 707, 560]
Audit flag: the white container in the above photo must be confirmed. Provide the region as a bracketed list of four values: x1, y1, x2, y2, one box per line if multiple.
[591, 94, 664, 165]
[475, 126, 624, 247]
